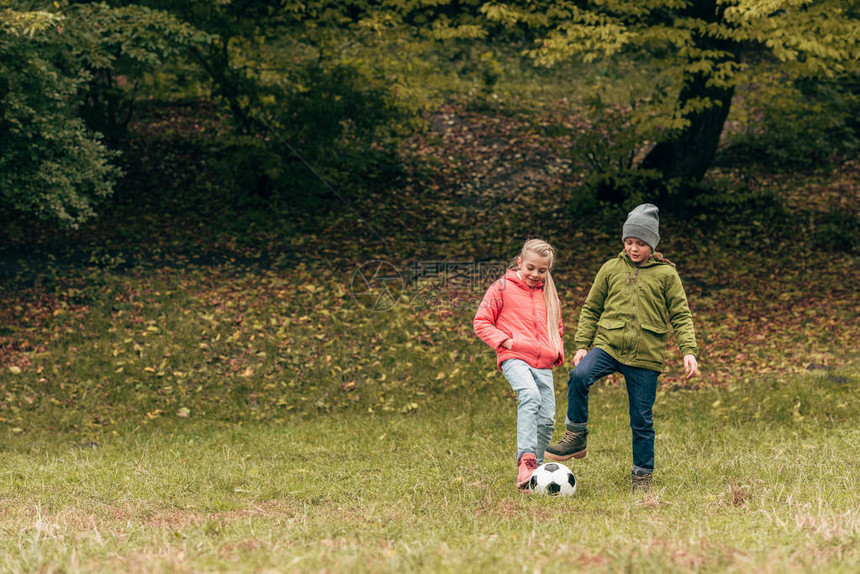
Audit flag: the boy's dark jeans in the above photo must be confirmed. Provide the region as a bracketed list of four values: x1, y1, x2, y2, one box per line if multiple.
[565, 348, 659, 475]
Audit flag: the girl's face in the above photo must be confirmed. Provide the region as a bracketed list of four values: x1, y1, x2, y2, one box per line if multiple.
[624, 238, 652, 264]
[518, 251, 551, 288]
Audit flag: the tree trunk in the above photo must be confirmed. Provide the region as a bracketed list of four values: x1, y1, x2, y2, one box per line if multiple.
[640, 79, 735, 182]
[640, 0, 739, 182]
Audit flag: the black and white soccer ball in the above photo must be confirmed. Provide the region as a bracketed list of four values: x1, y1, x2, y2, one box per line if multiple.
[529, 462, 577, 496]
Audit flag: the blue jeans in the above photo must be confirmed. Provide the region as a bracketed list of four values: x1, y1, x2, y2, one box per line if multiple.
[565, 348, 659, 475]
[501, 359, 555, 464]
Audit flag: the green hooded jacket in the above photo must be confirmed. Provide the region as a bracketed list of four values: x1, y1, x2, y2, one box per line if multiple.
[574, 252, 698, 372]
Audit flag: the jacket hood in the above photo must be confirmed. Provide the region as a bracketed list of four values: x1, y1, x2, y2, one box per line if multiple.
[618, 251, 675, 269]
[505, 268, 543, 290]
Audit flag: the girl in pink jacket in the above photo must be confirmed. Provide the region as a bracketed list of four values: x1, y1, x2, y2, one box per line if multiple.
[474, 238, 565, 489]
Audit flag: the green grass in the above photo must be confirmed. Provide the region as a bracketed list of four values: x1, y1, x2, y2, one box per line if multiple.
[1, 370, 857, 573]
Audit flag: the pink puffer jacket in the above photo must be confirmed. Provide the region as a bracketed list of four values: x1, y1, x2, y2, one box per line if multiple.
[474, 270, 564, 370]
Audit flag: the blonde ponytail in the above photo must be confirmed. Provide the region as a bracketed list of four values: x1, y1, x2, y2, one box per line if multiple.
[542, 271, 563, 355]
[518, 239, 563, 355]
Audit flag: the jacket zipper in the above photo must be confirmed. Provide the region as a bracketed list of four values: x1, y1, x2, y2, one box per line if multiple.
[624, 272, 631, 355]
[532, 288, 541, 365]
[628, 267, 639, 356]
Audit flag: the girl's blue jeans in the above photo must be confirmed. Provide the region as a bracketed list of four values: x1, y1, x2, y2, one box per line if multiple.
[501, 359, 555, 464]
[565, 348, 659, 475]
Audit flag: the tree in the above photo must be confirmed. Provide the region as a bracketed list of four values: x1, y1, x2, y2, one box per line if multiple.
[0, 5, 118, 227]
[483, 0, 860, 184]
[64, 2, 210, 142]
[122, 0, 494, 208]
[131, 0, 492, 132]
[0, 1, 207, 227]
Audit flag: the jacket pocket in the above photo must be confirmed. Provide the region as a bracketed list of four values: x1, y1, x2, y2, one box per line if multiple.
[639, 323, 669, 363]
[511, 332, 540, 358]
[596, 318, 626, 353]
[641, 323, 668, 335]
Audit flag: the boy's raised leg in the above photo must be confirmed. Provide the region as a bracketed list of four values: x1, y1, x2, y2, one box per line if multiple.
[545, 348, 619, 461]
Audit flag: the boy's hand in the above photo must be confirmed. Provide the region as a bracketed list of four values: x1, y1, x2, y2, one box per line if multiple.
[501, 339, 513, 350]
[573, 349, 588, 367]
[684, 354, 699, 379]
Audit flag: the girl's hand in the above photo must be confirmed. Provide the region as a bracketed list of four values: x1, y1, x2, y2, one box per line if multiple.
[501, 339, 513, 350]
[684, 354, 699, 379]
[573, 349, 588, 367]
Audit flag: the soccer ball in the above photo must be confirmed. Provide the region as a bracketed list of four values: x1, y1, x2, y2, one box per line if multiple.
[529, 462, 577, 496]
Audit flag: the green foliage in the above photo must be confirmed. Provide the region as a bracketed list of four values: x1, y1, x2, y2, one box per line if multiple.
[63, 2, 210, 139]
[725, 73, 860, 170]
[515, 0, 860, 92]
[215, 137, 286, 204]
[279, 64, 404, 160]
[568, 101, 669, 213]
[0, 1, 209, 227]
[484, 0, 860, 185]
[4, 0, 858, 228]
[0, 3, 61, 36]
[0, 8, 119, 227]
[196, 62, 409, 216]
[124, 1, 438, 212]
[577, 104, 642, 174]
[274, 63, 407, 185]
[572, 170, 667, 217]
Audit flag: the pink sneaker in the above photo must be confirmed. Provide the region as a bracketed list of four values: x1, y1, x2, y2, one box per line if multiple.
[516, 453, 538, 489]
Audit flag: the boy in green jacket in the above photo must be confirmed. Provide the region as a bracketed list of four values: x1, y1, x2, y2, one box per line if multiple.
[545, 204, 699, 492]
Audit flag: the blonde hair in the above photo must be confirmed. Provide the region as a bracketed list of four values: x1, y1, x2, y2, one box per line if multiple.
[513, 238, 563, 355]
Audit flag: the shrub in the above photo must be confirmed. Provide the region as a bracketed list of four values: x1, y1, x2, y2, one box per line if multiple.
[724, 74, 859, 170]
[0, 29, 120, 227]
[205, 63, 411, 213]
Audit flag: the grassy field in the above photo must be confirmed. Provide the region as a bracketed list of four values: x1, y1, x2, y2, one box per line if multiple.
[1, 369, 858, 572]
[1, 97, 858, 571]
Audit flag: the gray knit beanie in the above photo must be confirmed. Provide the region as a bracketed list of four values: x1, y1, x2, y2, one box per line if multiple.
[622, 203, 660, 250]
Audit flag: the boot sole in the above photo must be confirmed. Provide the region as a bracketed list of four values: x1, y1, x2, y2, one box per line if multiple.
[544, 448, 586, 462]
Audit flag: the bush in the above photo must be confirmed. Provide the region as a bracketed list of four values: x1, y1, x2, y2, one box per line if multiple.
[568, 102, 668, 215]
[226, 63, 411, 214]
[0, 31, 120, 227]
[723, 74, 859, 170]
[571, 169, 665, 214]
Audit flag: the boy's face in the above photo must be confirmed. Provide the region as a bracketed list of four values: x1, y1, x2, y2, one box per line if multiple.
[623, 237, 652, 264]
[518, 252, 551, 288]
